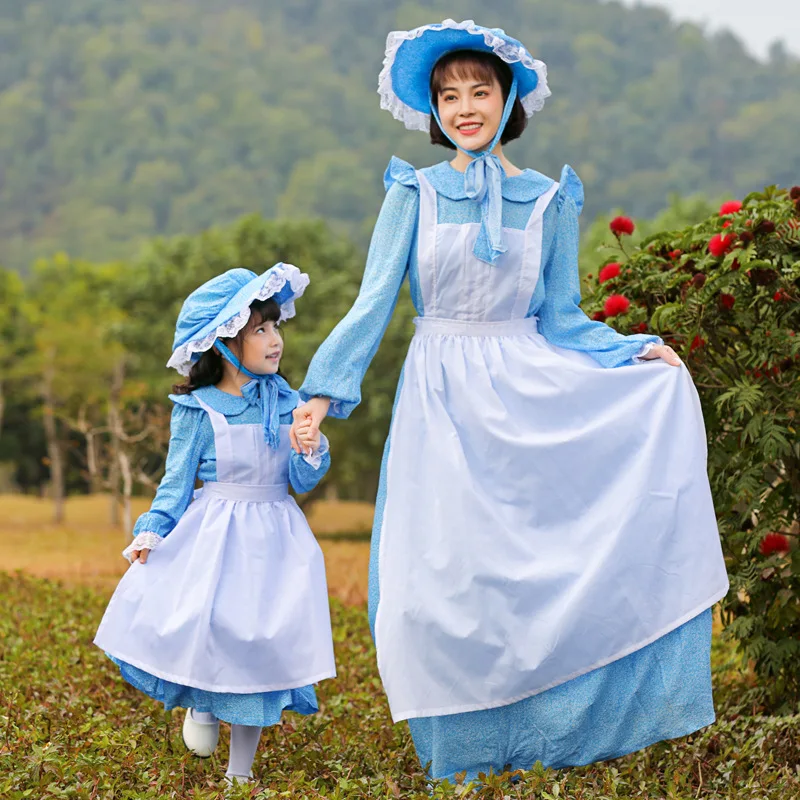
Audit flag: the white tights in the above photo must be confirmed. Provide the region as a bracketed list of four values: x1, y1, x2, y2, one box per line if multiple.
[190, 710, 262, 779]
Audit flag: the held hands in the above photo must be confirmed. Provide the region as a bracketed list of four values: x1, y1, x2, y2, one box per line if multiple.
[289, 396, 331, 454]
[294, 419, 321, 453]
[640, 344, 681, 367]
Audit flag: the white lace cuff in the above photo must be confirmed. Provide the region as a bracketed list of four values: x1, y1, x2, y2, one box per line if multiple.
[122, 532, 163, 563]
[633, 342, 658, 363]
[302, 434, 330, 470]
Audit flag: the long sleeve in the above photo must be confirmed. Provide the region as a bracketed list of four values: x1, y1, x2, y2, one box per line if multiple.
[300, 177, 419, 418]
[289, 434, 331, 494]
[132, 404, 204, 538]
[537, 171, 661, 368]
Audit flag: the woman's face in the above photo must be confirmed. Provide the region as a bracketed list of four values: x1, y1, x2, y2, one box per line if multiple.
[436, 71, 505, 153]
[240, 319, 283, 375]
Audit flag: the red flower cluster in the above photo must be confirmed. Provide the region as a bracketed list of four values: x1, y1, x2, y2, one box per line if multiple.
[609, 216, 635, 236]
[719, 293, 736, 310]
[591, 311, 607, 322]
[708, 233, 736, 257]
[632, 322, 648, 334]
[773, 289, 789, 302]
[690, 335, 705, 353]
[668, 249, 682, 260]
[719, 200, 743, 216]
[598, 262, 621, 283]
[603, 294, 630, 317]
[759, 533, 790, 556]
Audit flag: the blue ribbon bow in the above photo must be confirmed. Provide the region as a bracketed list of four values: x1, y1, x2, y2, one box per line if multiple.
[216, 342, 294, 450]
[464, 152, 506, 264]
[431, 78, 518, 266]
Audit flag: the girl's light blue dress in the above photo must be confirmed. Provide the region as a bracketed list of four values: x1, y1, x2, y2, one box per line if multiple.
[106, 385, 331, 727]
[300, 158, 721, 781]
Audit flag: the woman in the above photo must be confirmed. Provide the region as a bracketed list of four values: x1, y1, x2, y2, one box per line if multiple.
[291, 20, 728, 783]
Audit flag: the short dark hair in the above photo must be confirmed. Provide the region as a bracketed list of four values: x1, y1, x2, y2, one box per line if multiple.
[429, 50, 528, 149]
[172, 297, 281, 394]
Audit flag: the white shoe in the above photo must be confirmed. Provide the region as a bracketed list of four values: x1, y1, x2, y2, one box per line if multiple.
[182, 708, 219, 757]
[224, 772, 253, 797]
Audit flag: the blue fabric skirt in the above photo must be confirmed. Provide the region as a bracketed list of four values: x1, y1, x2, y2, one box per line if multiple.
[407, 609, 714, 782]
[110, 657, 318, 727]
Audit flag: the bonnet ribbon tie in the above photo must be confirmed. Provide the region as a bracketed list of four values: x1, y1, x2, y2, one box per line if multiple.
[215, 341, 294, 450]
[431, 77, 518, 266]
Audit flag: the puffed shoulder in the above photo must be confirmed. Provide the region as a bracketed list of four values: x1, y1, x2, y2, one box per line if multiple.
[383, 156, 420, 192]
[168, 393, 201, 409]
[557, 165, 584, 216]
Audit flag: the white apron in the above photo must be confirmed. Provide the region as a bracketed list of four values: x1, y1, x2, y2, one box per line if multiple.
[95, 397, 336, 693]
[374, 173, 729, 722]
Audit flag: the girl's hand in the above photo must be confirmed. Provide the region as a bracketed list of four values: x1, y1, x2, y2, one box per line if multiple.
[640, 344, 681, 366]
[131, 548, 150, 564]
[290, 397, 330, 453]
[295, 420, 321, 453]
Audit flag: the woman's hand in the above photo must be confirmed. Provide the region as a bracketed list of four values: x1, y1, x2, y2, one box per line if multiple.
[640, 344, 681, 366]
[130, 548, 150, 564]
[290, 397, 331, 453]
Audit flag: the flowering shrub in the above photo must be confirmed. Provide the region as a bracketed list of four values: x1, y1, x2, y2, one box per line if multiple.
[584, 187, 800, 703]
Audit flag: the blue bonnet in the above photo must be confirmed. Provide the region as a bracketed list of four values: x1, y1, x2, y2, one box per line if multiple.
[167, 263, 309, 376]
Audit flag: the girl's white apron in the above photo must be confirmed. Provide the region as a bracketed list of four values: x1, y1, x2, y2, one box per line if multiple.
[95, 397, 336, 693]
[375, 173, 728, 721]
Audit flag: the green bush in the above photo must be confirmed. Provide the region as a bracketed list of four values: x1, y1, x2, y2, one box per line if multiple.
[584, 186, 800, 706]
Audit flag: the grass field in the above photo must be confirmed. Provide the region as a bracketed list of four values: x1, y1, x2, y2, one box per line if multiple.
[1, 496, 799, 798]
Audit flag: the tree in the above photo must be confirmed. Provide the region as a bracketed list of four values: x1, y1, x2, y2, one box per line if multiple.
[17, 256, 125, 521]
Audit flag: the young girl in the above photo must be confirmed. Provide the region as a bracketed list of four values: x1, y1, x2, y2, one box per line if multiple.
[291, 20, 729, 784]
[95, 264, 335, 789]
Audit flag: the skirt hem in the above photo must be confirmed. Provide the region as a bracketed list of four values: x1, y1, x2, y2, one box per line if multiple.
[429, 712, 717, 782]
[96, 642, 336, 694]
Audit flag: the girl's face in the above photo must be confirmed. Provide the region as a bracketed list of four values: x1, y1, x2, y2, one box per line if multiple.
[239, 319, 283, 375]
[436, 72, 505, 153]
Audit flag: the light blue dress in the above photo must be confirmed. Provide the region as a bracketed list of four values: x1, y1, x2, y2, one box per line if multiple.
[300, 158, 719, 781]
[106, 385, 331, 727]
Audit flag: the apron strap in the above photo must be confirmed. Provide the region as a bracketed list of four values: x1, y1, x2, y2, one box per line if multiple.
[194, 394, 236, 483]
[511, 181, 561, 319]
[416, 170, 440, 318]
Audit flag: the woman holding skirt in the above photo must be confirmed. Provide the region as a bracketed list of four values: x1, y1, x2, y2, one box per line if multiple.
[291, 20, 729, 782]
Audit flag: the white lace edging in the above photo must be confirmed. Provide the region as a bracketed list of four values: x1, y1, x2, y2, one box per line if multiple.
[167, 264, 310, 376]
[122, 532, 163, 563]
[378, 19, 551, 132]
[302, 433, 330, 470]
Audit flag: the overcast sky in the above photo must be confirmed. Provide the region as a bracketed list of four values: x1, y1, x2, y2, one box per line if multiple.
[615, 0, 800, 59]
